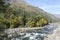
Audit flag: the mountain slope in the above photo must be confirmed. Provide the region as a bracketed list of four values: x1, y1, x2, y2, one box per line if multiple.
[10, 0, 58, 22]
[0, 0, 58, 28]
[53, 14, 60, 18]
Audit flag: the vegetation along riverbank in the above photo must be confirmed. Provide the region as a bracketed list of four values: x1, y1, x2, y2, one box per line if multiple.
[0, 0, 58, 29]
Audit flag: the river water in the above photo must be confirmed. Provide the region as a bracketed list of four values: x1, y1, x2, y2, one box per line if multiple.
[4, 23, 60, 40]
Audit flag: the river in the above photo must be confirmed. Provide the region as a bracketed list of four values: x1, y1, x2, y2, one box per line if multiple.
[1, 23, 60, 40]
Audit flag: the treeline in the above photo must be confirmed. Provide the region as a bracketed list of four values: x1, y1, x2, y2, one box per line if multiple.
[0, 0, 53, 29]
[0, 7, 49, 29]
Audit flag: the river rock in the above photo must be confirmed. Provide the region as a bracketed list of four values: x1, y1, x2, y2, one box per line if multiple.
[44, 23, 60, 40]
[4, 23, 60, 40]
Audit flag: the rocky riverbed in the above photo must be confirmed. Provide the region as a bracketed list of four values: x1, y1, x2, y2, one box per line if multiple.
[0, 23, 60, 40]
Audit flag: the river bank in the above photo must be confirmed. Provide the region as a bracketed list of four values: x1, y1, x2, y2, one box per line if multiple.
[0, 23, 60, 40]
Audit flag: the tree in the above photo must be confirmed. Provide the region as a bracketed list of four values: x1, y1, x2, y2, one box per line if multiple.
[26, 19, 35, 27]
[40, 18, 48, 26]
[0, 0, 10, 13]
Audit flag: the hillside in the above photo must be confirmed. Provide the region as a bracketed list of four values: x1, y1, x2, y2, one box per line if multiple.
[53, 14, 60, 18]
[0, 0, 58, 29]
[10, 0, 57, 21]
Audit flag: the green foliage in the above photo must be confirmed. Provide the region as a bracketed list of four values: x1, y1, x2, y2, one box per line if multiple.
[0, 0, 10, 13]
[26, 19, 35, 27]
[0, 0, 57, 29]
[0, 6, 52, 29]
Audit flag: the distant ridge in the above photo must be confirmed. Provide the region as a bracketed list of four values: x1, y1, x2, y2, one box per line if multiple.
[53, 14, 60, 18]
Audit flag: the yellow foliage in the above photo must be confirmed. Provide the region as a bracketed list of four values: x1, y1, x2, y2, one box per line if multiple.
[41, 18, 44, 22]
[44, 20, 47, 24]
[18, 16, 23, 21]
[13, 17, 18, 23]
[26, 20, 35, 27]
[40, 18, 47, 25]
[10, 24, 14, 29]
[36, 22, 40, 27]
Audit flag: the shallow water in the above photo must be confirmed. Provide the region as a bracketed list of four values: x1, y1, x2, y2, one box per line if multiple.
[1, 23, 60, 40]
[10, 33, 45, 40]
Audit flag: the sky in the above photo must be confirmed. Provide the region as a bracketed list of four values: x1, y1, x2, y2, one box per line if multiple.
[25, 0, 60, 14]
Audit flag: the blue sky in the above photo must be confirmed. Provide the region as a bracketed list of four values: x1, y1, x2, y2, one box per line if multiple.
[25, 0, 60, 14]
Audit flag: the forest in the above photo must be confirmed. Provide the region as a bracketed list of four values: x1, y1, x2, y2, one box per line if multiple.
[0, 0, 56, 29]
